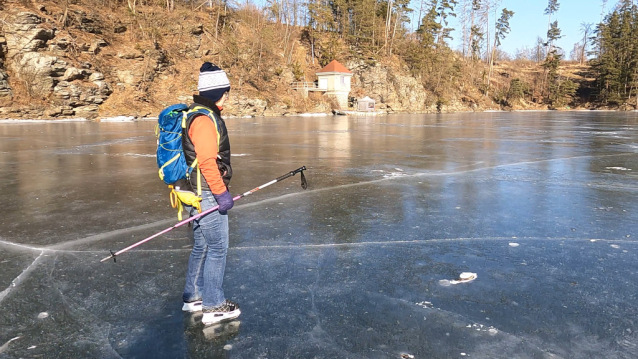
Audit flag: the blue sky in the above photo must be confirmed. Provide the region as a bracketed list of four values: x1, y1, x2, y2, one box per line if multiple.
[437, 0, 610, 57]
[251, 0, 612, 58]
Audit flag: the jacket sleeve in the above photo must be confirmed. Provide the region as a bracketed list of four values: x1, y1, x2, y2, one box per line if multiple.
[188, 114, 227, 195]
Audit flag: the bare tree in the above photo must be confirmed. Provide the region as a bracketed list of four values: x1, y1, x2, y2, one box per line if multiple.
[578, 22, 593, 64]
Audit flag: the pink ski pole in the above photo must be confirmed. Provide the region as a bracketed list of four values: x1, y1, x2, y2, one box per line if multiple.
[101, 166, 307, 263]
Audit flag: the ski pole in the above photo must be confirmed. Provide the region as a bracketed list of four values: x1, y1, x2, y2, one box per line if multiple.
[100, 166, 308, 263]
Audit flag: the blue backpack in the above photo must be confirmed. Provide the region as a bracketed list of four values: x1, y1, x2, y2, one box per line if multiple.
[155, 104, 213, 219]
[156, 104, 190, 185]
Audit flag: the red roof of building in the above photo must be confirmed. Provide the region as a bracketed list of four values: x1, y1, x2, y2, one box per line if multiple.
[317, 60, 351, 74]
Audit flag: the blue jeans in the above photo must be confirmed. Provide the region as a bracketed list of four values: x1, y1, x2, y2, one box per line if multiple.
[182, 191, 229, 309]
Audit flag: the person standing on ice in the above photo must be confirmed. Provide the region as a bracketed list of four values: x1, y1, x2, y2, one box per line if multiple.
[181, 62, 240, 325]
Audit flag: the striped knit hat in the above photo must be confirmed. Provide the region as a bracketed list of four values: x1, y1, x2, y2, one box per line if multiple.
[198, 62, 231, 103]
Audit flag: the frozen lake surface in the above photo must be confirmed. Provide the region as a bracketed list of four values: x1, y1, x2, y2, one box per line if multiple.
[1, 112, 638, 358]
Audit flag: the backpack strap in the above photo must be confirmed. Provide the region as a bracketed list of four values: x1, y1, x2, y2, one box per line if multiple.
[183, 106, 218, 197]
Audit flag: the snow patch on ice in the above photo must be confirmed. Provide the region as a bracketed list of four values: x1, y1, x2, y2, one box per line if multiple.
[466, 323, 499, 335]
[297, 113, 329, 117]
[383, 172, 408, 178]
[99, 116, 135, 122]
[606, 167, 631, 171]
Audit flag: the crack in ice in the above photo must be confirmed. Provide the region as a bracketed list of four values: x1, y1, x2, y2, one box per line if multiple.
[1, 152, 635, 255]
[0, 251, 44, 304]
[0, 238, 45, 252]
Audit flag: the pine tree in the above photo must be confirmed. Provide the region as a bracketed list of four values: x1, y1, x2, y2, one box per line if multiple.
[544, 0, 560, 49]
[416, 2, 441, 47]
[541, 20, 577, 107]
[591, 1, 638, 105]
[436, 0, 458, 45]
[486, 8, 513, 92]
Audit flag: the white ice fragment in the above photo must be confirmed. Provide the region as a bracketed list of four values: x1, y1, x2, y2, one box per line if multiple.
[27, 346, 36, 349]
[590, 239, 597, 242]
[606, 167, 631, 171]
[394, 168, 404, 172]
[509, 243, 520, 247]
[416, 301, 433, 309]
[100, 116, 135, 122]
[223, 344, 232, 350]
[231, 153, 250, 157]
[460, 272, 475, 280]
[611, 244, 621, 249]
[37, 312, 49, 319]
[455, 207, 461, 209]
[441, 272, 477, 285]
[461, 353, 467, 356]
[488, 328, 498, 335]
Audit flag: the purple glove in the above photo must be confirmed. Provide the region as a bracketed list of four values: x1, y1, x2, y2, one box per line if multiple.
[213, 190, 234, 213]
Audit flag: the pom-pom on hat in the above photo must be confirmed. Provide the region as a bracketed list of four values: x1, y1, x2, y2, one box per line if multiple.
[198, 62, 231, 103]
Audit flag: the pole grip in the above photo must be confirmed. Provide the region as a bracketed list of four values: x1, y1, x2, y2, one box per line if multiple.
[276, 166, 306, 182]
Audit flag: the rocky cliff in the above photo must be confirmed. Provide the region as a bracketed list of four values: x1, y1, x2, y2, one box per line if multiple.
[0, 2, 504, 119]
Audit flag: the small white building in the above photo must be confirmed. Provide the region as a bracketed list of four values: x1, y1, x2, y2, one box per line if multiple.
[357, 96, 376, 112]
[315, 60, 353, 110]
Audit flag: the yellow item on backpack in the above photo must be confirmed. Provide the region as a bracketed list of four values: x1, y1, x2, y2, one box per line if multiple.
[169, 185, 202, 221]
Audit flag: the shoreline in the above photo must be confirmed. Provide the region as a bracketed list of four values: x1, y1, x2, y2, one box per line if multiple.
[1, 108, 636, 123]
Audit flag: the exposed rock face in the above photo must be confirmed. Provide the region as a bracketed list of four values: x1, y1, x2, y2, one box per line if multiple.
[349, 61, 430, 113]
[2, 10, 112, 117]
[346, 60, 481, 113]
[0, 35, 10, 97]
[0, 6, 479, 119]
[4, 12, 55, 53]
[230, 96, 268, 117]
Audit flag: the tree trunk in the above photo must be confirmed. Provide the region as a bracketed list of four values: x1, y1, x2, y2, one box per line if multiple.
[487, 38, 497, 94]
[389, 9, 401, 55]
[385, 0, 393, 53]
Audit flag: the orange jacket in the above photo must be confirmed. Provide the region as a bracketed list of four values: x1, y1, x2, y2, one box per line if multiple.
[188, 115, 227, 195]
